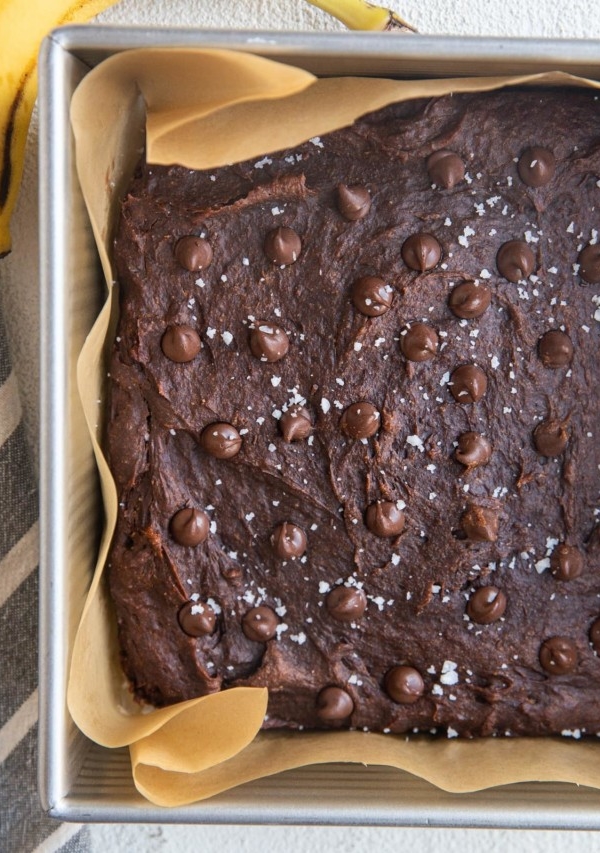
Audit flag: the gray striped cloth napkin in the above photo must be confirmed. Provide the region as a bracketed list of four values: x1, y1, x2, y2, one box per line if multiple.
[0, 306, 89, 851]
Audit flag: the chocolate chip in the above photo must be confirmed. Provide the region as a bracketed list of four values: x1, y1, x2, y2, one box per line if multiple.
[426, 149, 465, 189]
[365, 501, 405, 537]
[242, 606, 279, 642]
[467, 586, 507, 624]
[178, 600, 216, 637]
[264, 226, 302, 265]
[454, 432, 492, 468]
[351, 276, 392, 317]
[400, 322, 438, 362]
[401, 233, 441, 271]
[170, 508, 209, 546]
[316, 686, 354, 721]
[449, 364, 487, 403]
[161, 325, 201, 363]
[384, 666, 425, 704]
[448, 281, 491, 319]
[325, 586, 367, 622]
[590, 619, 600, 654]
[539, 637, 577, 675]
[533, 419, 568, 457]
[200, 422, 242, 459]
[340, 401, 381, 439]
[538, 330, 573, 368]
[250, 321, 290, 362]
[517, 147, 556, 188]
[550, 544, 583, 581]
[496, 240, 535, 282]
[279, 405, 313, 442]
[578, 244, 600, 284]
[461, 505, 499, 542]
[337, 184, 371, 221]
[271, 522, 307, 558]
[174, 235, 213, 271]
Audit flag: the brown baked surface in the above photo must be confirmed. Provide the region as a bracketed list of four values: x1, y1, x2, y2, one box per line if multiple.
[107, 87, 600, 737]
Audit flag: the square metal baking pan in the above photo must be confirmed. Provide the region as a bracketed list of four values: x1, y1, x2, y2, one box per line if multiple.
[38, 24, 600, 827]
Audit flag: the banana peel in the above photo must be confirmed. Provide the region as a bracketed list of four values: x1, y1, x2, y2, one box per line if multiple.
[0, 0, 120, 256]
[0, 0, 413, 257]
[307, 0, 415, 32]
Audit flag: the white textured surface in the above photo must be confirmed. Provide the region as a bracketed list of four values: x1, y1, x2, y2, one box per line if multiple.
[5, 0, 600, 848]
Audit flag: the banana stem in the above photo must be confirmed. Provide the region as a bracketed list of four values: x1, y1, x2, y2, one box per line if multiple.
[307, 0, 416, 32]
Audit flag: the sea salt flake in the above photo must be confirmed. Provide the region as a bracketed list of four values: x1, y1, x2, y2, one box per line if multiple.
[206, 327, 216, 338]
[309, 136, 324, 148]
[268, 443, 276, 452]
[275, 623, 289, 639]
[290, 632, 307, 645]
[221, 331, 233, 345]
[406, 434, 424, 451]
[254, 156, 273, 168]
[535, 557, 551, 574]
[391, 554, 401, 566]
[245, 512, 255, 522]
[271, 376, 281, 387]
[321, 397, 331, 414]
[432, 684, 444, 696]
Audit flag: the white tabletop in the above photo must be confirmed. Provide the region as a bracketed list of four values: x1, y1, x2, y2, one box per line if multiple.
[4, 0, 600, 849]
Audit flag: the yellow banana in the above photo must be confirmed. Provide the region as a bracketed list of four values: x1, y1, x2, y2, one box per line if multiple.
[306, 0, 415, 32]
[0, 0, 119, 257]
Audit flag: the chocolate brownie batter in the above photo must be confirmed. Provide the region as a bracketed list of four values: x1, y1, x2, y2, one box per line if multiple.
[107, 88, 600, 737]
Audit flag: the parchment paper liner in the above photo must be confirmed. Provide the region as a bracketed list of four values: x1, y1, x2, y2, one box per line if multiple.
[67, 47, 600, 808]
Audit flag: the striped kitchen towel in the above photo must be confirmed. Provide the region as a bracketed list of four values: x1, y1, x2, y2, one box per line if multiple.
[0, 308, 89, 851]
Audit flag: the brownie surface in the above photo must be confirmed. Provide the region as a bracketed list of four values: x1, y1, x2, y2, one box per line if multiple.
[107, 88, 600, 737]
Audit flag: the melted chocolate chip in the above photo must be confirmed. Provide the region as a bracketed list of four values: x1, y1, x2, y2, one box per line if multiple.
[539, 637, 577, 675]
[264, 226, 302, 265]
[337, 184, 371, 221]
[590, 619, 600, 654]
[448, 281, 491, 319]
[325, 586, 367, 622]
[550, 544, 583, 581]
[461, 505, 499, 542]
[496, 240, 535, 282]
[467, 586, 507, 624]
[454, 432, 492, 468]
[400, 323, 439, 362]
[170, 508, 209, 546]
[271, 522, 307, 558]
[351, 276, 393, 317]
[279, 405, 313, 442]
[242, 606, 279, 642]
[401, 233, 442, 272]
[538, 330, 573, 368]
[316, 686, 354, 721]
[174, 235, 213, 271]
[340, 401, 381, 439]
[250, 321, 290, 362]
[200, 422, 242, 459]
[517, 147, 556, 188]
[533, 419, 568, 457]
[161, 325, 201, 363]
[365, 501, 405, 537]
[384, 666, 425, 705]
[449, 364, 488, 404]
[178, 600, 216, 637]
[427, 149, 465, 189]
[578, 244, 600, 284]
